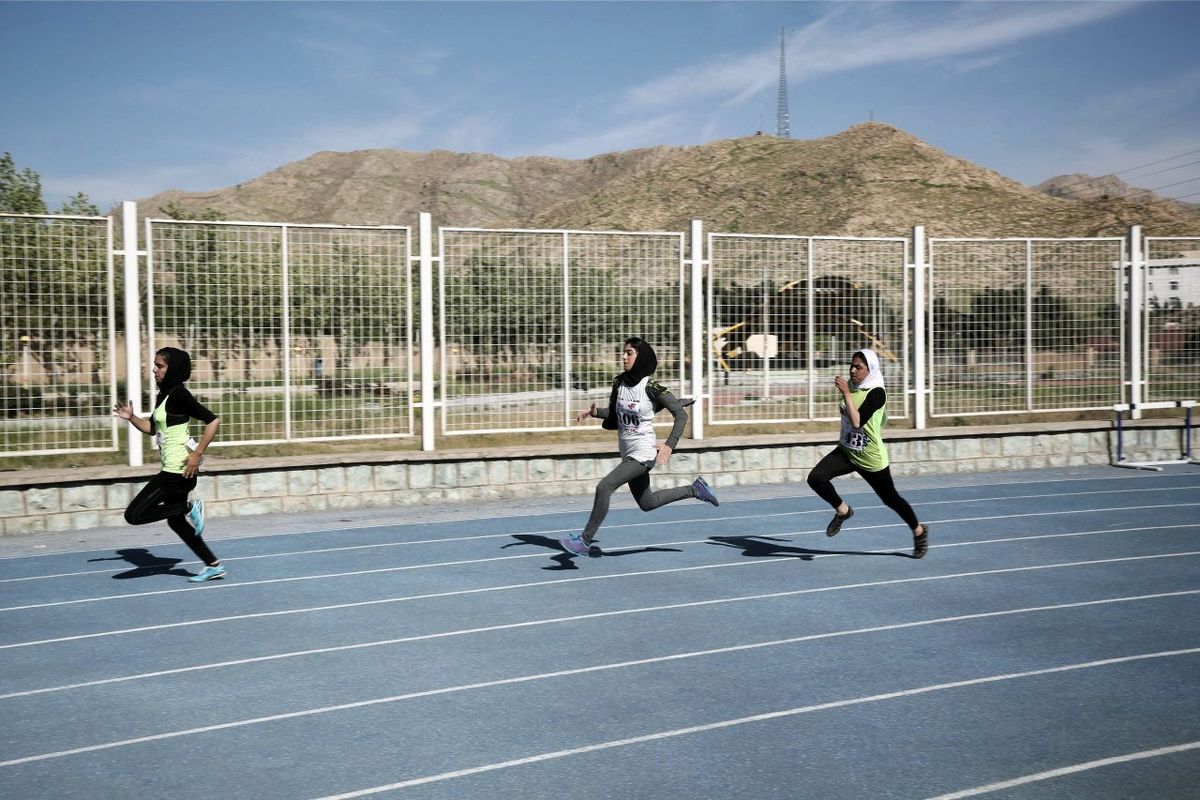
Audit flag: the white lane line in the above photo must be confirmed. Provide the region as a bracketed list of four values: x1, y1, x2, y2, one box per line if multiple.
[0, 508, 818, 584]
[0, 547, 1196, 652]
[3, 467, 1190, 563]
[6, 483, 1199, 582]
[2, 578, 1193, 701]
[1, 618, 1195, 771]
[300, 648, 1200, 799]
[920, 741, 1200, 800]
[3, 511, 1198, 613]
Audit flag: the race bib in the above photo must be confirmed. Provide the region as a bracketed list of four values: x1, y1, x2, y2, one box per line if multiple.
[618, 410, 641, 430]
[839, 417, 866, 452]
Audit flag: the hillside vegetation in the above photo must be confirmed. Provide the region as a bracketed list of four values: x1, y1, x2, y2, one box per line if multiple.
[138, 123, 1200, 237]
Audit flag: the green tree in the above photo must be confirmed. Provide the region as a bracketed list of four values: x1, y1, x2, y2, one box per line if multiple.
[57, 192, 100, 216]
[969, 287, 1025, 351]
[2, 155, 109, 421]
[1031, 284, 1082, 350]
[161, 200, 222, 221]
[153, 220, 281, 384]
[0, 152, 48, 213]
[0, 153, 100, 215]
[290, 236, 405, 383]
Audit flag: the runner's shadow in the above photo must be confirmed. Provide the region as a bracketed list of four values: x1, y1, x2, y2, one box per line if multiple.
[502, 534, 682, 571]
[87, 548, 192, 579]
[708, 535, 905, 560]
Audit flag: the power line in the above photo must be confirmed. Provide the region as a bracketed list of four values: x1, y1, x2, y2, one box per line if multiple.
[1039, 146, 1200, 198]
[1111, 145, 1200, 175]
[1123, 158, 1200, 182]
[1147, 174, 1200, 192]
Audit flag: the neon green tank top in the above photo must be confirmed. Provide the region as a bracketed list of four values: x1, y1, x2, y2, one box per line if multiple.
[152, 392, 192, 474]
[838, 387, 889, 472]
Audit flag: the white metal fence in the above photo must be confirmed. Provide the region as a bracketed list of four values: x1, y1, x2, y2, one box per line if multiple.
[928, 237, 1127, 417]
[438, 228, 686, 434]
[707, 234, 909, 425]
[1, 213, 116, 456]
[1143, 236, 1200, 404]
[146, 219, 413, 446]
[2, 206, 1198, 461]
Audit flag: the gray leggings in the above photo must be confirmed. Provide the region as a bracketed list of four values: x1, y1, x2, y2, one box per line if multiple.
[583, 457, 696, 539]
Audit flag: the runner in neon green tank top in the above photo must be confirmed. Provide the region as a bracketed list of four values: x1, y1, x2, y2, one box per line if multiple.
[113, 347, 226, 582]
[807, 349, 929, 558]
[840, 381, 889, 472]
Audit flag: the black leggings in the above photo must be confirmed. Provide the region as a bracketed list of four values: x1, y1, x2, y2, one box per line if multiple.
[582, 457, 696, 539]
[124, 471, 218, 565]
[807, 448, 920, 530]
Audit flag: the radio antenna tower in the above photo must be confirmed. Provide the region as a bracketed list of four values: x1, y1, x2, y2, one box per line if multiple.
[776, 27, 790, 138]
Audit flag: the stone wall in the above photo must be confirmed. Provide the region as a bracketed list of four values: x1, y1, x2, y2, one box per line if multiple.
[1, 420, 1194, 536]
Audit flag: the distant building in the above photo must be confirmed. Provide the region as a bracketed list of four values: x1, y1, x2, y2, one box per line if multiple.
[1146, 251, 1200, 309]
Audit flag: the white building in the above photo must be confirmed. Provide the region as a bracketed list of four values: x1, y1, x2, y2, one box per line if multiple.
[1146, 252, 1200, 309]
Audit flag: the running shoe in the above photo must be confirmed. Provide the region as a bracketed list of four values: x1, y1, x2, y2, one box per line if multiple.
[692, 476, 719, 507]
[559, 533, 595, 557]
[825, 506, 853, 537]
[913, 525, 929, 559]
[188, 498, 206, 537]
[188, 564, 226, 583]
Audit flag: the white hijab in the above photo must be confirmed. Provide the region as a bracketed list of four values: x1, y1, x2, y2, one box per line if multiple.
[852, 348, 885, 391]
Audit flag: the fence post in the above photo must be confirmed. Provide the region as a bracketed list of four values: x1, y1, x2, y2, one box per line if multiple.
[911, 225, 927, 430]
[689, 219, 705, 440]
[280, 225, 293, 441]
[419, 212, 436, 450]
[121, 201, 143, 466]
[1128, 225, 1144, 420]
[1025, 239, 1034, 412]
[563, 231, 572, 428]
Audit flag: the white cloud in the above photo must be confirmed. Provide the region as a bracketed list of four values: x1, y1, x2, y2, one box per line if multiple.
[42, 111, 428, 208]
[1081, 63, 1200, 122]
[945, 51, 1015, 74]
[532, 113, 686, 159]
[440, 115, 505, 155]
[624, 1, 1137, 112]
[297, 114, 425, 154]
[42, 163, 225, 209]
[288, 6, 398, 39]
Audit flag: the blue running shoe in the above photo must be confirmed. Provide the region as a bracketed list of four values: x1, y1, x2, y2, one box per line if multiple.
[559, 533, 598, 557]
[188, 564, 226, 583]
[188, 498, 206, 537]
[692, 476, 719, 507]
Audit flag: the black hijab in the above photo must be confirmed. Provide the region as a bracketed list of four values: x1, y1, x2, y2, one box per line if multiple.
[154, 347, 192, 408]
[620, 337, 658, 387]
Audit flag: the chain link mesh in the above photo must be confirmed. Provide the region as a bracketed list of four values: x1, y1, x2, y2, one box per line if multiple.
[1144, 237, 1200, 403]
[708, 234, 908, 424]
[0, 214, 115, 456]
[438, 229, 684, 434]
[3, 214, 1198, 457]
[929, 238, 1125, 416]
[148, 220, 411, 446]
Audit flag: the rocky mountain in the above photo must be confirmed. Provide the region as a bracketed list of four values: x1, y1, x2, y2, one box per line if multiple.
[138, 123, 1200, 238]
[1033, 173, 1157, 202]
[140, 146, 681, 228]
[1034, 172, 1199, 213]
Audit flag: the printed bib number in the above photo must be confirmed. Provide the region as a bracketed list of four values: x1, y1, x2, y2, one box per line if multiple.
[839, 417, 866, 452]
[618, 411, 640, 429]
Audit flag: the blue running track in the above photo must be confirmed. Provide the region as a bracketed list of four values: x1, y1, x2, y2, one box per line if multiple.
[1, 465, 1197, 799]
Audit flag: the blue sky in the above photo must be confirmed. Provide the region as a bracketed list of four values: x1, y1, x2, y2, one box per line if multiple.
[3, 0, 1199, 211]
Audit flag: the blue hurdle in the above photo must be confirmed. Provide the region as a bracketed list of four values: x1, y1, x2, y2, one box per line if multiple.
[1112, 400, 1200, 471]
